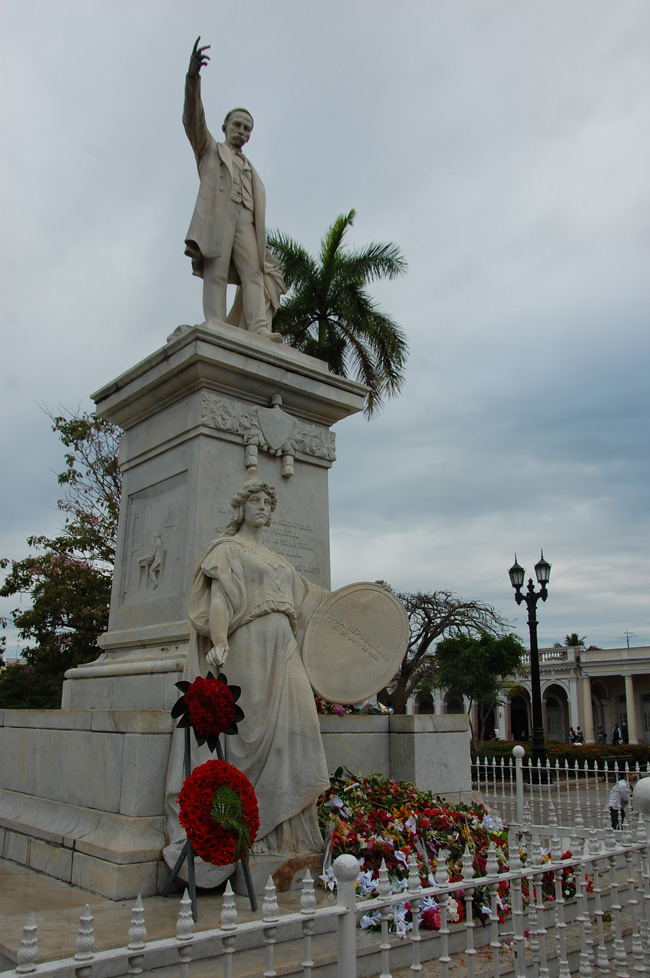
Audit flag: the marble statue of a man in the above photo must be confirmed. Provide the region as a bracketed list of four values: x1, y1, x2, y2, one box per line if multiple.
[183, 38, 282, 343]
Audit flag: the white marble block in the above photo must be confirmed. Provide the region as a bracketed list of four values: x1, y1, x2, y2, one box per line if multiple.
[320, 714, 473, 802]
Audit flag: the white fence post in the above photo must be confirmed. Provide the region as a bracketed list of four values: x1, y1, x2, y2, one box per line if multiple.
[513, 744, 525, 823]
[334, 853, 360, 978]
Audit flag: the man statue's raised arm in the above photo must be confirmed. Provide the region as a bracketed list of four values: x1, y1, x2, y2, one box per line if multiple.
[183, 37, 211, 163]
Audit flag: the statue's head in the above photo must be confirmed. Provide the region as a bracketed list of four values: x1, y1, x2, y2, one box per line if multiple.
[222, 108, 254, 149]
[223, 475, 277, 536]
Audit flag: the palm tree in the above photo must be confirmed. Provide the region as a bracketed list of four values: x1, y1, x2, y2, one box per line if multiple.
[554, 633, 586, 648]
[268, 209, 408, 416]
[565, 633, 586, 647]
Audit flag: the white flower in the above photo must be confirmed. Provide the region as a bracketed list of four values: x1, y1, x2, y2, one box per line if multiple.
[393, 903, 413, 939]
[356, 870, 377, 897]
[405, 814, 418, 834]
[447, 897, 460, 922]
[359, 910, 381, 930]
[482, 813, 504, 832]
[420, 895, 440, 912]
[327, 796, 345, 814]
[319, 867, 337, 891]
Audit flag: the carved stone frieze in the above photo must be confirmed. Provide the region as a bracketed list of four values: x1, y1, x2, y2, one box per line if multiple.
[201, 392, 336, 476]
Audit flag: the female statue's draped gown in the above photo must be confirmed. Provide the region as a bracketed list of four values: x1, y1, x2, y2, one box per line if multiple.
[163, 534, 330, 883]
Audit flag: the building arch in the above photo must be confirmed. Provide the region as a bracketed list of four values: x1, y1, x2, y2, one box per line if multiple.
[509, 688, 531, 741]
[415, 692, 435, 714]
[589, 680, 610, 735]
[444, 692, 465, 714]
[543, 683, 569, 743]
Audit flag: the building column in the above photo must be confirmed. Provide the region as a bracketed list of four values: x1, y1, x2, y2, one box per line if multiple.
[582, 675, 595, 744]
[568, 676, 580, 736]
[624, 674, 639, 744]
[496, 703, 507, 741]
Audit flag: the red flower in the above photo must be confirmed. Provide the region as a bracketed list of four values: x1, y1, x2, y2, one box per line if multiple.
[421, 908, 441, 930]
[172, 672, 244, 751]
[178, 760, 259, 866]
[185, 677, 236, 735]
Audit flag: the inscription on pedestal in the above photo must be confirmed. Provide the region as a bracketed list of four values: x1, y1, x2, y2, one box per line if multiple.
[214, 512, 321, 578]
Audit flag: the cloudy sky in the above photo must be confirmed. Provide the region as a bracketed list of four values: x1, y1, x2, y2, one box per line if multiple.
[1, 0, 649, 656]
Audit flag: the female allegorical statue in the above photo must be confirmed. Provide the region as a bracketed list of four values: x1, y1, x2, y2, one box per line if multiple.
[164, 472, 330, 878]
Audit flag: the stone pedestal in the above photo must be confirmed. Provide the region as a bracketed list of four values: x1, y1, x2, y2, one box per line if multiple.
[0, 708, 172, 899]
[0, 323, 366, 899]
[319, 714, 473, 802]
[63, 322, 366, 711]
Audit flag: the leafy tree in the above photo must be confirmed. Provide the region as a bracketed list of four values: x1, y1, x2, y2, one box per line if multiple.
[0, 661, 65, 709]
[0, 411, 121, 706]
[434, 631, 526, 741]
[379, 590, 512, 715]
[268, 209, 408, 416]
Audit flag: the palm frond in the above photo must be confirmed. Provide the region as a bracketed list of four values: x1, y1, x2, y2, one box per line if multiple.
[337, 242, 407, 284]
[269, 210, 408, 416]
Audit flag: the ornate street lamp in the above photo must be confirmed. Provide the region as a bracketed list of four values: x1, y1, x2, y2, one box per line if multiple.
[508, 551, 551, 769]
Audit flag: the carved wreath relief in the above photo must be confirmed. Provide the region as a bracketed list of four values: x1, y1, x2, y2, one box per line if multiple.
[201, 392, 336, 477]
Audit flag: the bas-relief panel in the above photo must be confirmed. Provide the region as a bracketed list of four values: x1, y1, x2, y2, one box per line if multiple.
[120, 472, 188, 613]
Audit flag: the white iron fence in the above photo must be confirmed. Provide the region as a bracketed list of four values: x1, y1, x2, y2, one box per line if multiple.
[5, 760, 650, 978]
[472, 752, 650, 829]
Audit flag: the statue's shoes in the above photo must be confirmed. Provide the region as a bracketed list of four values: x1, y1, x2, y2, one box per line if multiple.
[252, 839, 271, 855]
[254, 328, 283, 344]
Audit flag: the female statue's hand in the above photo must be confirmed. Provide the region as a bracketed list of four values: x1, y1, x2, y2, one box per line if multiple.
[207, 643, 229, 668]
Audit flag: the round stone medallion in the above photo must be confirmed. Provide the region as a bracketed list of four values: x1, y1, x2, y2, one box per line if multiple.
[303, 582, 409, 704]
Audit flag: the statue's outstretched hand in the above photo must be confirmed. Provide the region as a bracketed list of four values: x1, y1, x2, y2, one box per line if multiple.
[207, 643, 229, 668]
[188, 37, 211, 79]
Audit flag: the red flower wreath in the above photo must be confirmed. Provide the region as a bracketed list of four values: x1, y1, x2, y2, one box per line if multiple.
[172, 672, 244, 752]
[178, 759, 260, 865]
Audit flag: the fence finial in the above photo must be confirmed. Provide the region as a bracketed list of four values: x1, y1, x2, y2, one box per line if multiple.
[128, 894, 147, 949]
[263, 876, 279, 921]
[221, 881, 238, 930]
[300, 869, 316, 914]
[485, 841, 499, 877]
[176, 889, 194, 943]
[408, 852, 422, 892]
[75, 904, 95, 960]
[16, 912, 38, 974]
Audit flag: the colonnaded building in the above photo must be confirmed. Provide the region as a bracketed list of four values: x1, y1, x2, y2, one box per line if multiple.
[413, 644, 650, 746]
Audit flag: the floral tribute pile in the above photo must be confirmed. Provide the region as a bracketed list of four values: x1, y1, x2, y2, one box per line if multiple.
[317, 771, 586, 936]
[172, 672, 258, 866]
